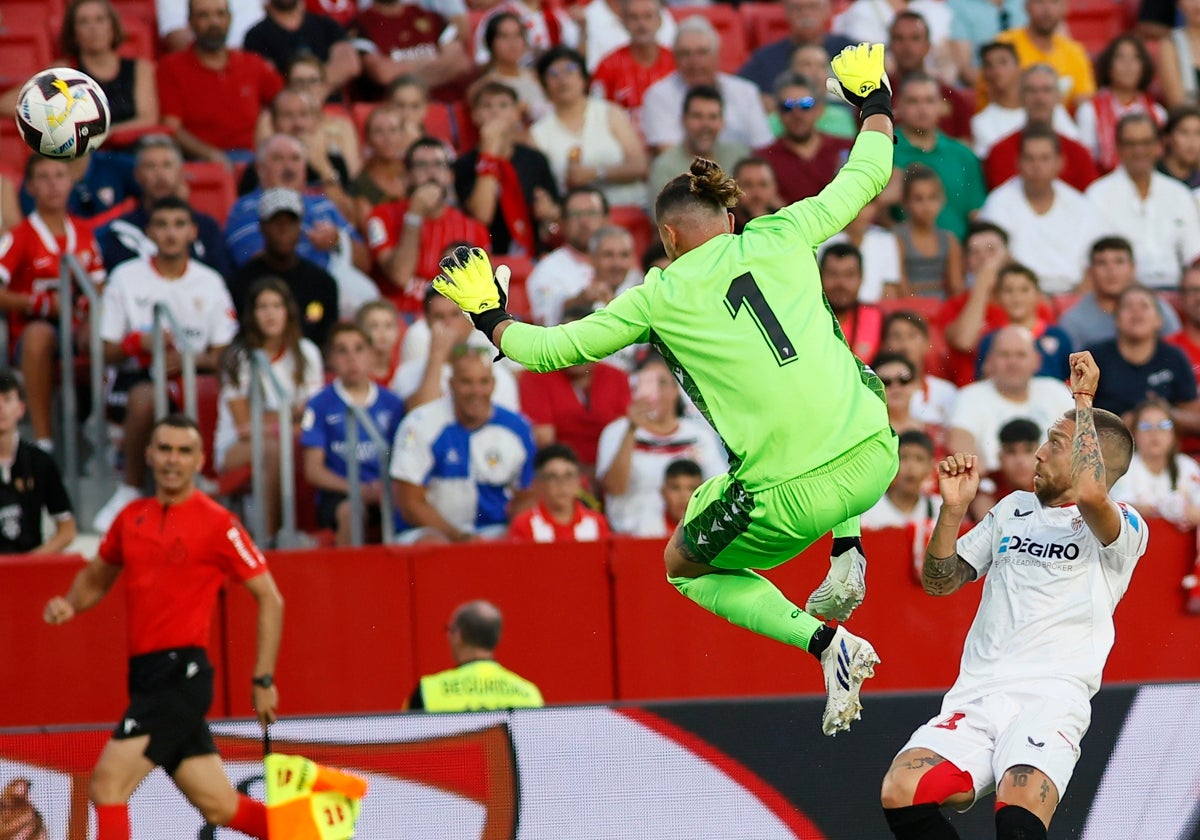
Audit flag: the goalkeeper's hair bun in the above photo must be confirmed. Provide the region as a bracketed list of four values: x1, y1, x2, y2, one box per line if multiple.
[688, 158, 742, 208]
[655, 157, 743, 220]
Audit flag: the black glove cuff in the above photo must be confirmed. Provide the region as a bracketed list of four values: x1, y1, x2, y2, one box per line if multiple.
[471, 308, 515, 344]
[859, 87, 894, 123]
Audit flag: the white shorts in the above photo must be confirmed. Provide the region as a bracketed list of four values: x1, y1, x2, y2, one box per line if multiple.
[897, 689, 1090, 809]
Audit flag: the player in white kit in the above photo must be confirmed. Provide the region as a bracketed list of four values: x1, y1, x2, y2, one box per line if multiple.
[879, 351, 1147, 840]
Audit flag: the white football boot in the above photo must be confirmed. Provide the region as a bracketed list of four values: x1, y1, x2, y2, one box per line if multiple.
[819, 626, 880, 736]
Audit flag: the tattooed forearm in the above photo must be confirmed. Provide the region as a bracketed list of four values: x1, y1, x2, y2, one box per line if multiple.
[922, 553, 975, 596]
[1071, 403, 1106, 488]
[899, 755, 944, 771]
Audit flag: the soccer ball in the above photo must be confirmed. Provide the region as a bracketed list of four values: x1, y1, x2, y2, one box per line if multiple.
[14, 67, 111, 159]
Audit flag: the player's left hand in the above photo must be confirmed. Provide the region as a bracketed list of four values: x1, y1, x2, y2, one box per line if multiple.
[433, 246, 514, 342]
[1069, 351, 1100, 395]
[828, 43, 892, 119]
[937, 453, 980, 509]
[253, 684, 278, 726]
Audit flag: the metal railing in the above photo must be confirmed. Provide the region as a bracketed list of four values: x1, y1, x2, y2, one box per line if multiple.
[247, 349, 299, 547]
[344, 403, 395, 547]
[150, 302, 197, 420]
[57, 253, 110, 517]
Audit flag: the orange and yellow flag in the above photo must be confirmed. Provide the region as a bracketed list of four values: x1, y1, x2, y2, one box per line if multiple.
[265, 753, 369, 840]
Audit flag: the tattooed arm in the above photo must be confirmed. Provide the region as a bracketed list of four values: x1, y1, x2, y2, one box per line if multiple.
[924, 452, 980, 597]
[1069, 352, 1123, 545]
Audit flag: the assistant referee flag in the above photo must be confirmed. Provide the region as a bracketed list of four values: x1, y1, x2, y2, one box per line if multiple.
[265, 753, 368, 839]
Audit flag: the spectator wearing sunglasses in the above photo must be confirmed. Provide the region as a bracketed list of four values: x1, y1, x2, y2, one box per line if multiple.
[1111, 398, 1200, 528]
[755, 72, 853, 204]
[872, 352, 942, 450]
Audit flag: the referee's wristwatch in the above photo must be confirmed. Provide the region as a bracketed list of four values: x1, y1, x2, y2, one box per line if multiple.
[252, 674, 274, 689]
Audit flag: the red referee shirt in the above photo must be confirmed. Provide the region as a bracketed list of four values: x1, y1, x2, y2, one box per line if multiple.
[156, 48, 283, 151]
[366, 199, 491, 308]
[99, 491, 267, 656]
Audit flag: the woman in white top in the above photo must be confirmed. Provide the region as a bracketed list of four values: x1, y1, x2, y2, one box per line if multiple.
[530, 46, 648, 209]
[217, 278, 325, 539]
[596, 354, 727, 534]
[1111, 399, 1200, 528]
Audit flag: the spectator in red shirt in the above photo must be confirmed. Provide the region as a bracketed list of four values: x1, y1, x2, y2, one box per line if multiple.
[157, 0, 285, 166]
[985, 64, 1099, 192]
[519, 303, 631, 475]
[43, 413, 283, 840]
[890, 11, 973, 141]
[591, 0, 676, 125]
[0, 156, 106, 452]
[366, 137, 491, 311]
[456, 82, 562, 258]
[820, 242, 882, 362]
[756, 72, 853, 204]
[509, 444, 610, 542]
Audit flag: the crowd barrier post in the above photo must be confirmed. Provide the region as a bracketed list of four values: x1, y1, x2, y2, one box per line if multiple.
[150, 302, 197, 420]
[247, 349, 298, 547]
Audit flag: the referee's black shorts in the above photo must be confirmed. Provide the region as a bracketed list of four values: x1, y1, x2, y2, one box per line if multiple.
[114, 646, 216, 775]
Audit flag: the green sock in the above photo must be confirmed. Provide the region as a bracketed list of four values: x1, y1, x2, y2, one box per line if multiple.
[832, 515, 860, 540]
[669, 569, 826, 651]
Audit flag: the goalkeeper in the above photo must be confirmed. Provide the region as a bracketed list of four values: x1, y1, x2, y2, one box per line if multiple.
[435, 44, 897, 735]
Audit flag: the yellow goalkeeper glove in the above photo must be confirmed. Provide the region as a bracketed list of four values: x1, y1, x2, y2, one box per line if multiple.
[827, 43, 893, 121]
[432, 245, 513, 342]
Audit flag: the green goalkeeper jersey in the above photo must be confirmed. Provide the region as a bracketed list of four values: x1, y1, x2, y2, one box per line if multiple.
[500, 131, 893, 489]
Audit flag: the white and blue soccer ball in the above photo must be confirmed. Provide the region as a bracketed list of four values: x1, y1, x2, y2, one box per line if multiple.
[14, 67, 111, 159]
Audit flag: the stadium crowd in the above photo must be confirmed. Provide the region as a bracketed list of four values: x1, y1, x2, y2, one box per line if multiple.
[4, 0, 1200, 569]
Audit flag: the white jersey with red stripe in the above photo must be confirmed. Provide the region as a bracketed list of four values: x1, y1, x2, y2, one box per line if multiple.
[949, 491, 1148, 705]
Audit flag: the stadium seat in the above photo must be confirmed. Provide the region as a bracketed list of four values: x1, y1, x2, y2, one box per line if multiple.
[423, 101, 457, 148]
[495, 255, 534, 321]
[739, 1, 789, 52]
[0, 0, 65, 34]
[610, 205, 656, 263]
[1066, 0, 1128, 56]
[669, 6, 747, 74]
[182, 161, 237, 226]
[110, 0, 158, 30]
[117, 15, 156, 60]
[0, 31, 53, 92]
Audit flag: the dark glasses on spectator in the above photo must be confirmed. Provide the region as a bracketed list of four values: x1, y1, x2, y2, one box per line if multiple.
[880, 374, 914, 387]
[779, 96, 816, 112]
[1137, 419, 1174, 431]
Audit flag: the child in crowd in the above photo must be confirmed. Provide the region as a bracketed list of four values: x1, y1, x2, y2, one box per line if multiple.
[356, 299, 405, 387]
[975, 263, 1072, 381]
[509, 444, 609, 542]
[216, 279, 324, 541]
[301, 324, 406, 546]
[894, 164, 962, 299]
[969, 418, 1040, 521]
[861, 430, 941, 530]
[819, 196, 902, 302]
[632, 458, 704, 538]
[0, 370, 75, 553]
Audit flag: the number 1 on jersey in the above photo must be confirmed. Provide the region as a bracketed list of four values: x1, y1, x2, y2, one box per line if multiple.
[725, 272, 797, 366]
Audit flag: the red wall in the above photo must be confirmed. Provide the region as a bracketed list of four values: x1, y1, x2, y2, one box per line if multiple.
[4, 524, 1197, 727]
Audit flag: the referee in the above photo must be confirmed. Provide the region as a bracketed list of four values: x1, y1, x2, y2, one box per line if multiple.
[435, 44, 898, 735]
[43, 415, 284, 840]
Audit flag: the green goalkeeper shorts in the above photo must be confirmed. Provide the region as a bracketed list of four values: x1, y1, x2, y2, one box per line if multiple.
[680, 427, 898, 570]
